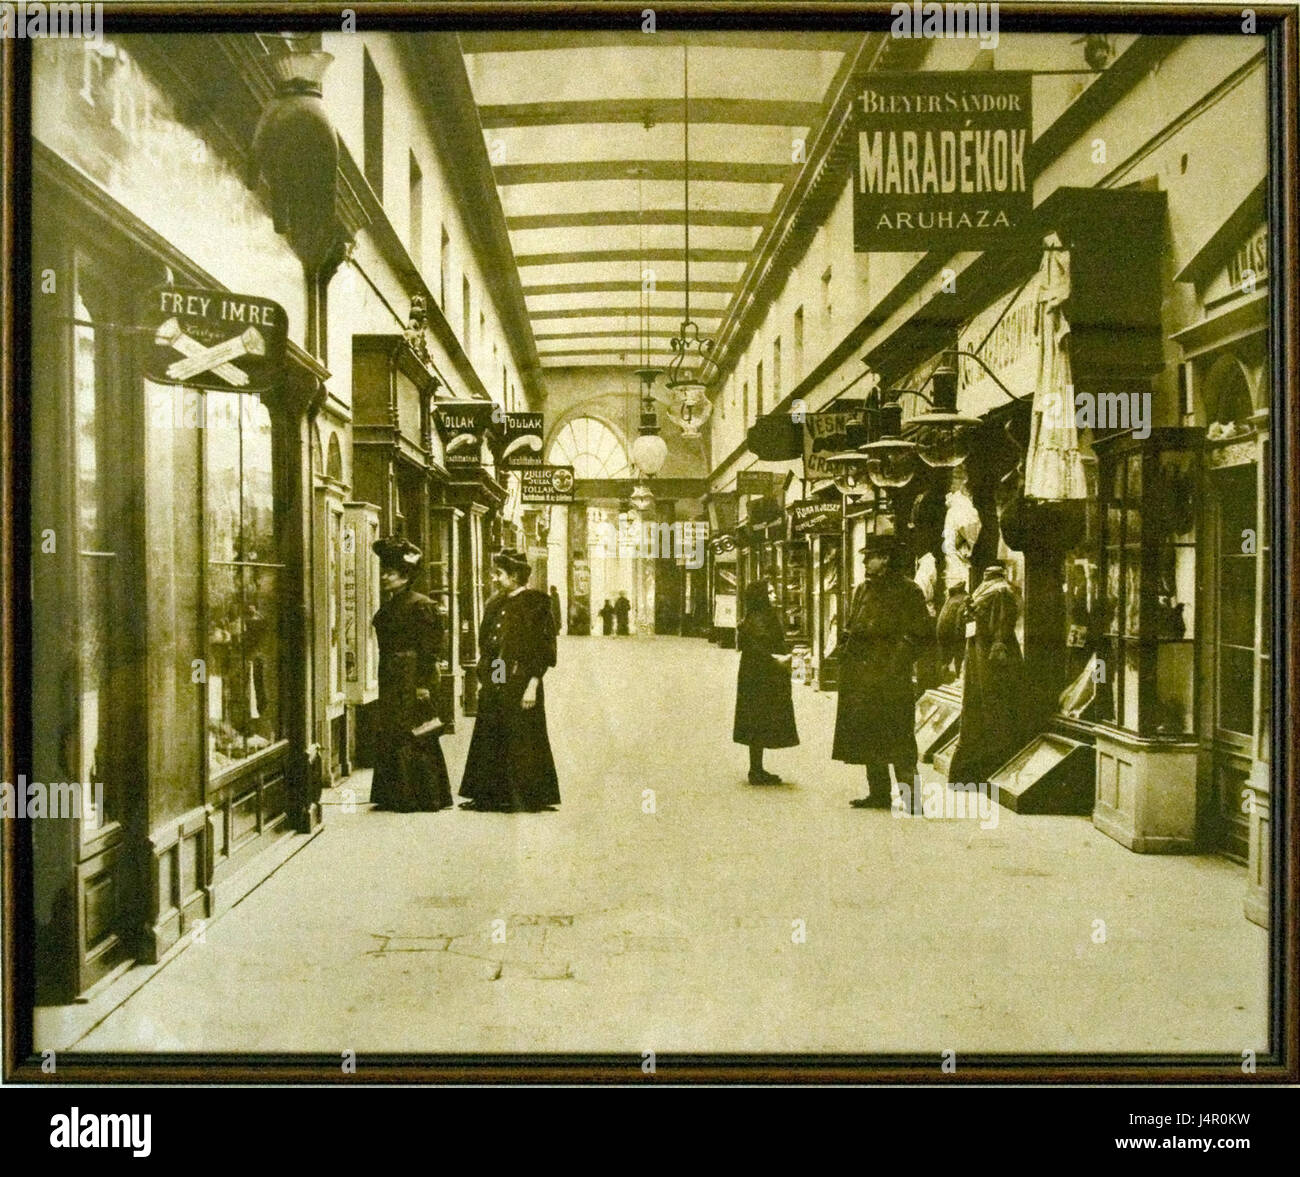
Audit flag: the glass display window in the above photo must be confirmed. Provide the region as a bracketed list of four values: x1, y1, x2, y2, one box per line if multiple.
[1094, 429, 1200, 738]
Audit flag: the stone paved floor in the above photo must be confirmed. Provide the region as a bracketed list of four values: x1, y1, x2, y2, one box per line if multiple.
[58, 636, 1268, 1055]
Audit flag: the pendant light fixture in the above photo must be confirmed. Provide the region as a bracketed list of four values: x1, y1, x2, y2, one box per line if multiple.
[661, 46, 716, 438]
[630, 164, 668, 482]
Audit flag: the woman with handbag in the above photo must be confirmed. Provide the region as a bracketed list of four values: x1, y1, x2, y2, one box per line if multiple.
[369, 536, 453, 812]
[733, 578, 799, 785]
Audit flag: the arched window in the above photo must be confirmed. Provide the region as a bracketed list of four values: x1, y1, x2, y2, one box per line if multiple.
[1204, 353, 1254, 428]
[547, 417, 630, 479]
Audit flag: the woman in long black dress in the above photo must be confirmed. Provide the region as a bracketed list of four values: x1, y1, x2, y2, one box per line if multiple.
[369, 537, 453, 812]
[733, 578, 799, 784]
[458, 548, 560, 812]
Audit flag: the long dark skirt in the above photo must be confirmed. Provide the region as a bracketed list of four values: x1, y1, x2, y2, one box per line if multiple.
[459, 677, 560, 811]
[371, 734, 453, 812]
[733, 655, 799, 748]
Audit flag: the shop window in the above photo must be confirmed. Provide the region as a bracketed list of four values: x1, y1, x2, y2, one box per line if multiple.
[206, 392, 283, 773]
[1204, 353, 1254, 439]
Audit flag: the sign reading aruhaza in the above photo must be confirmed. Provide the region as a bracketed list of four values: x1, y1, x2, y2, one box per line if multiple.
[144, 285, 287, 393]
[790, 500, 844, 537]
[435, 403, 497, 471]
[520, 465, 576, 504]
[854, 71, 1031, 252]
[498, 412, 545, 469]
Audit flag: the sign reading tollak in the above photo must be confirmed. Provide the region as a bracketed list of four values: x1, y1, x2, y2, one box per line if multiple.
[520, 465, 576, 504]
[498, 412, 545, 469]
[144, 285, 288, 393]
[854, 72, 1032, 252]
[435, 403, 497, 471]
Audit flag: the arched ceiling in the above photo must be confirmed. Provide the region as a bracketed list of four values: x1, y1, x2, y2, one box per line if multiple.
[460, 30, 860, 373]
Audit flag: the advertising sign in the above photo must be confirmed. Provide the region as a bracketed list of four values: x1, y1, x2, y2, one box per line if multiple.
[854, 71, 1032, 252]
[143, 285, 288, 393]
[498, 412, 545, 469]
[737, 469, 786, 497]
[435, 403, 497, 471]
[790, 500, 844, 537]
[520, 465, 576, 504]
[803, 402, 868, 483]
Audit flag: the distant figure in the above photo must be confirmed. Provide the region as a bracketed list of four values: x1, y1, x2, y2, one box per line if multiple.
[733, 578, 798, 784]
[599, 599, 615, 636]
[549, 586, 562, 633]
[614, 591, 631, 635]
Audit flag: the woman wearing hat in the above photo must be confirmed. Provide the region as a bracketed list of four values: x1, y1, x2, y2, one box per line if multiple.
[370, 536, 453, 812]
[733, 578, 799, 784]
[459, 548, 560, 812]
[832, 533, 933, 813]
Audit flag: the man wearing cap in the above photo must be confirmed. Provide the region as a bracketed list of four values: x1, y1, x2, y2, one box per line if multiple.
[832, 533, 933, 814]
[459, 548, 560, 812]
[369, 536, 453, 812]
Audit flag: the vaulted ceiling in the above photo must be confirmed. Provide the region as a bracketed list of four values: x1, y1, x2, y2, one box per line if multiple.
[460, 31, 861, 375]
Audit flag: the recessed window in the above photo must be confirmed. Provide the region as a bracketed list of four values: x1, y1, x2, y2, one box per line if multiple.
[408, 152, 423, 267]
[439, 225, 449, 309]
[362, 50, 384, 201]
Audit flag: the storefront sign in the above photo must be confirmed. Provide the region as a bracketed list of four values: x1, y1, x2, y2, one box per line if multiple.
[435, 403, 497, 471]
[737, 469, 786, 497]
[803, 403, 867, 483]
[143, 285, 287, 393]
[790, 500, 844, 537]
[854, 71, 1032, 252]
[955, 262, 1052, 417]
[498, 412, 545, 469]
[520, 465, 576, 504]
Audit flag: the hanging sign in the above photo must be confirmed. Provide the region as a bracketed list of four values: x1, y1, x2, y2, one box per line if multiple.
[790, 500, 844, 537]
[143, 285, 288, 393]
[737, 469, 787, 497]
[803, 403, 868, 483]
[520, 465, 575, 504]
[435, 403, 497, 471]
[498, 412, 545, 469]
[853, 71, 1032, 252]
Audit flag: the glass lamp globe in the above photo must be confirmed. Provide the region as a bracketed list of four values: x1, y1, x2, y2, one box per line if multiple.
[861, 438, 919, 489]
[631, 433, 669, 477]
[913, 411, 978, 468]
[824, 451, 873, 496]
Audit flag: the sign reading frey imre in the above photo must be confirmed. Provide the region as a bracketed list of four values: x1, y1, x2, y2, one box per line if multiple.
[854, 71, 1032, 252]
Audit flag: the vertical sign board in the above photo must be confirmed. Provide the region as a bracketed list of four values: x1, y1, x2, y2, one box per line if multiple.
[854, 72, 1032, 252]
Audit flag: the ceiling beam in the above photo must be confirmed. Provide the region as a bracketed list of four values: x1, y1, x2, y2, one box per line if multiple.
[534, 329, 682, 340]
[540, 348, 679, 358]
[523, 280, 735, 295]
[515, 247, 749, 266]
[480, 97, 823, 129]
[529, 307, 724, 321]
[461, 31, 857, 53]
[508, 209, 765, 230]
[494, 160, 791, 185]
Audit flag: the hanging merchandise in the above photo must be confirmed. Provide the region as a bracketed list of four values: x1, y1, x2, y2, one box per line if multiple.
[941, 487, 981, 589]
[1023, 235, 1089, 500]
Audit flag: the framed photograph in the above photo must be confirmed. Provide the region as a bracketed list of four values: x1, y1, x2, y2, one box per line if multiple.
[2, 0, 1296, 1100]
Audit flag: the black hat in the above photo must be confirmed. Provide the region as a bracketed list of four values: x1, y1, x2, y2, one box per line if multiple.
[492, 547, 531, 579]
[373, 535, 422, 572]
[859, 533, 899, 557]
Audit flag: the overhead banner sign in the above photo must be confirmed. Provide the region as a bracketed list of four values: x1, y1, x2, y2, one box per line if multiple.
[803, 403, 868, 484]
[853, 71, 1032, 252]
[435, 403, 497, 471]
[520, 465, 575, 504]
[790, 500, 844, 537]
[144, 285, 288, 393]
[498, 412, 545, 469]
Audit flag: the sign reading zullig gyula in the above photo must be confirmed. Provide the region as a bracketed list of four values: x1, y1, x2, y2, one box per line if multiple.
[854, 71, 1032, 252]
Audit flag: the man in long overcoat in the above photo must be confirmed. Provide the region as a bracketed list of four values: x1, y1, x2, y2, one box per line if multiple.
[832, 534, 933, 813]
[458, 548, 560, 812]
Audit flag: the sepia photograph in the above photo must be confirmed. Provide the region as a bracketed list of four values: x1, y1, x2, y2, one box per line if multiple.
[1, 0, 1296, 1095]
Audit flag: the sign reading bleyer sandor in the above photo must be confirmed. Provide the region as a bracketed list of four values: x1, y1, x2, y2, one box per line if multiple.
[854, 71, 1032, 252]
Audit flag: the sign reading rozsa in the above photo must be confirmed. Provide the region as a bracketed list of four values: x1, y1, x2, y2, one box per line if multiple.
[143, 285, 288, 394]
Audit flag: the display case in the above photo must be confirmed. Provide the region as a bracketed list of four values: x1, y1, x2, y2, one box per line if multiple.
[1091, 429, 1201, 853]
[779, 540, 810, 641]
[1095, 430, 1199, 737]
[342, 501, 381, 706]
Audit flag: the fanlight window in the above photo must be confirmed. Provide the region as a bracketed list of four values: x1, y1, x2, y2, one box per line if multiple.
[547, 417, 631, 480]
